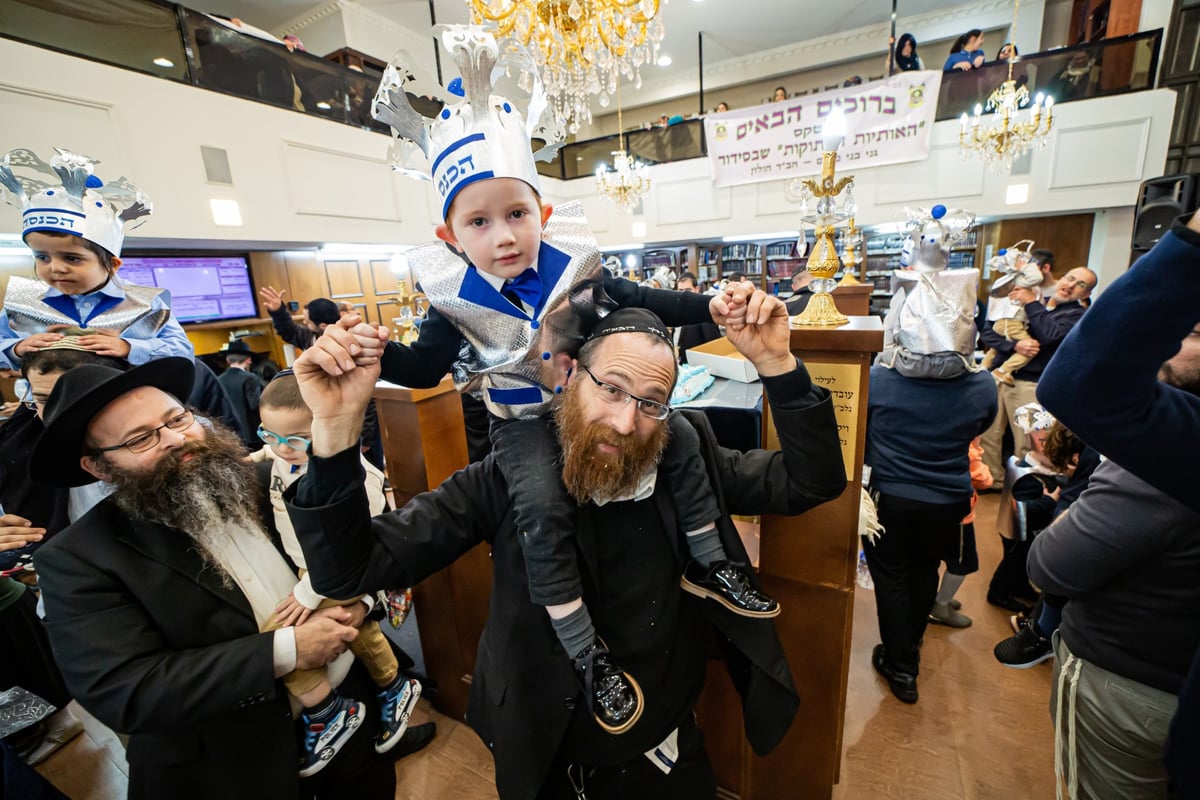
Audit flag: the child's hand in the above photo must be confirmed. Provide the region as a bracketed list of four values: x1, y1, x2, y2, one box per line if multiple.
[274, 593, 314, 627]
[708, 281, 753, 329]
[343, 317, 388, 366]
[75, 329, 132, 358]
[13, 332, 64, 356]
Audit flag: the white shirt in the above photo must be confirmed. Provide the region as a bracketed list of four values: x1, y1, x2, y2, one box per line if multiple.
[205, 521, 353, 693]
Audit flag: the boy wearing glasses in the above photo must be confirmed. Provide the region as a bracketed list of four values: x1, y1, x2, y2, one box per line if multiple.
[252, 372, 421, 774]
[371, 26, 775, 735]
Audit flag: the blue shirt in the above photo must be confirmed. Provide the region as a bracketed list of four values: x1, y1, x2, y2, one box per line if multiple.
[943, 49, 985, 71]
[0, 276, 194, 368]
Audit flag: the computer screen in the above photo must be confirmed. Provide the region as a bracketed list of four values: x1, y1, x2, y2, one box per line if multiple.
[119, 255, 258, 324]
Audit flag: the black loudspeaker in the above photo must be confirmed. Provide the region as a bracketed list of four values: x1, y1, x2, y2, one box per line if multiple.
[1133, 174, 1198, 252]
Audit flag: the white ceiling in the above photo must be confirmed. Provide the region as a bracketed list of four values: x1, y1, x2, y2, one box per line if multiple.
[201, 0, 958, 82]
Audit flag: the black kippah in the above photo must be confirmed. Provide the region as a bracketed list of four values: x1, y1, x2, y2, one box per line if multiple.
[584, 307, 672, 347]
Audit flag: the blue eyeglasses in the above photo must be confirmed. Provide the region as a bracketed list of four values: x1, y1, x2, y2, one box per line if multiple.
[256, 425, 312, 452]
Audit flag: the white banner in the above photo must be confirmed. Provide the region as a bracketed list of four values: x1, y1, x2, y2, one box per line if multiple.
[703, 70, 943, 189]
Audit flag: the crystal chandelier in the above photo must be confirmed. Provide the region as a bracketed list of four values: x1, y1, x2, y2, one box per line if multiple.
[467, 0, 666, 133]
[958, 0, 1054, 172]
[595, 81, 651, 212]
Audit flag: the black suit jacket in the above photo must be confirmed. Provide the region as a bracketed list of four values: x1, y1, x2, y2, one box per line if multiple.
[289, 364, 847, 799]
[218, 367, 262, 448]
[33, 479, 396, 800]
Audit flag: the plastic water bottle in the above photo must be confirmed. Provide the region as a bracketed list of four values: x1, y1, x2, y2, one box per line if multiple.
[856, 550, 874, 590]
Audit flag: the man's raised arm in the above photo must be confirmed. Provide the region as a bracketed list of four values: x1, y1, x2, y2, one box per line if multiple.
[286, 316, 499, 599]
[1037, 211, 1200, 514]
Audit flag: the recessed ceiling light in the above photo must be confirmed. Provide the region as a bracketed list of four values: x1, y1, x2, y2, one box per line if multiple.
[152, 57, 174, 68]
[316, 101, 332, 110]
[210, 198, 243, 226]
[1006, 183, 1030, 205]
[657, 55, 672, 66]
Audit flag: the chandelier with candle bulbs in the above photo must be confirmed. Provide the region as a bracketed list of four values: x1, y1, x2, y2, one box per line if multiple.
[958, 0, 1054, 172]
[595, 80, 651, 212]
[467, 0, 666, 134]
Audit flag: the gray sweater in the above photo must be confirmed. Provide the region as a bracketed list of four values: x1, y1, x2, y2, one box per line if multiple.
[1028, 459, 1200, 694]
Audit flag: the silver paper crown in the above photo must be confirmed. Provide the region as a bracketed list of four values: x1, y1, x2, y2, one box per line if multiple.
[372, 25, 564, 220]
[0, 147, 152, 256]
[879, 202, 980, 378]
[898, 204, 976, 272]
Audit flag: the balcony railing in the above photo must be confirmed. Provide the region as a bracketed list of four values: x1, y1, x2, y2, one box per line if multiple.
[0, 0, 1161, 181]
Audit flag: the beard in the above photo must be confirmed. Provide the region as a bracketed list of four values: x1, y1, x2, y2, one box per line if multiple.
[554, 384, 670, 504]
[103, 422, 266, 587]
[1159, 360, 1200, 397]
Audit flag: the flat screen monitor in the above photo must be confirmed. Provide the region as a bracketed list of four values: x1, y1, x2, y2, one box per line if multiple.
[119, 255, 258, 323]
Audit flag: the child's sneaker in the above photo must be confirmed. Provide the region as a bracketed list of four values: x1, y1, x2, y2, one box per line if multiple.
[375, 677, 422, 754]
[298, 694, 365, 777]
[681, 560, 780, 618]
[994, 368, 1015, 385]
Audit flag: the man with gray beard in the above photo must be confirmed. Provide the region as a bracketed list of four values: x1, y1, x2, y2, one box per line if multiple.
[28, 357, 401, 800]
[284, 299, 847, 799]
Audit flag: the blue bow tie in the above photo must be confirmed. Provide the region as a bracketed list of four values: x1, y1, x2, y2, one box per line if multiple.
[503, 268, 542, 309]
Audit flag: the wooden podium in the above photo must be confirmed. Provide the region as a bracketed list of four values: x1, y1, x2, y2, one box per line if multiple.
[695, 316, 883, 799]
[372, 378, 486, 720]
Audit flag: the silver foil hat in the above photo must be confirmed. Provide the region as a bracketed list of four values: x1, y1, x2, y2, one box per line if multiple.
[372, 25, 564, 220]
[898, 204, 976, 273]
[0, 148, 152, 256]
[879, 201, 980, 379]
[878, 268, 981, 379]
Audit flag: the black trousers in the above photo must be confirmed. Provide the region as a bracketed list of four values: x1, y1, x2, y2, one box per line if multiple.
[863, 492, 971, 676]
[535, 715, 716, 800]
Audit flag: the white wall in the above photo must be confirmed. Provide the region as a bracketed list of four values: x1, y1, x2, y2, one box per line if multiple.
[1087, 206, 1137, 295]
[549, 89, 1177, 247]
[0, 37, 1175, 252]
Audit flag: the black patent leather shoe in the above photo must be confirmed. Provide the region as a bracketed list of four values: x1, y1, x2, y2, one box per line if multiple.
[872, 644, 919, 704]
[573, 641, 643, 735]
[680, 560, 781, 618]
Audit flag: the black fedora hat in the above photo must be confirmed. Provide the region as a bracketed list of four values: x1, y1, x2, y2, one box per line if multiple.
[223, 339, 254, 355]
[30, 357, 196, 488]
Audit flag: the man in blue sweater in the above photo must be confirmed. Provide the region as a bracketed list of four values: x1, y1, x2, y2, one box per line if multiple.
[977, 266, 1096, 480]
[1037, 210, 1200, 797]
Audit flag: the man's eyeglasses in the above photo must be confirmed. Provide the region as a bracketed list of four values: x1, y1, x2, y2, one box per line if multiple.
[257, 426, 312, 453]
[579, 366, 670, 421]
[91, 410, 197, 454]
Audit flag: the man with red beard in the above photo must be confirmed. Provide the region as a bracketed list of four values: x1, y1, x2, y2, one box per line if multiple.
[27, 357, 410, 799]
[285, 294, 847, 799]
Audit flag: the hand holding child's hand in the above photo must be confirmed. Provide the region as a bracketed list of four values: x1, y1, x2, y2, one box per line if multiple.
[274, 592, 313, 628]
[344, 319, 388, 366]
[75, 329, 132, 358]
[709, 280, 754, 329]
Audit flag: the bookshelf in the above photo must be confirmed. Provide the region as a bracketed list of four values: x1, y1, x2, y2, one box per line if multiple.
[720, 243, 762, 285]
[696, 245, 721, 288]
[765, 239, 806, 296]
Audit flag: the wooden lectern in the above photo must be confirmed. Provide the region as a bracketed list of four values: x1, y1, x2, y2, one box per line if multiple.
[372, 378, 485, 720]
[695, 316, 883, 799]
